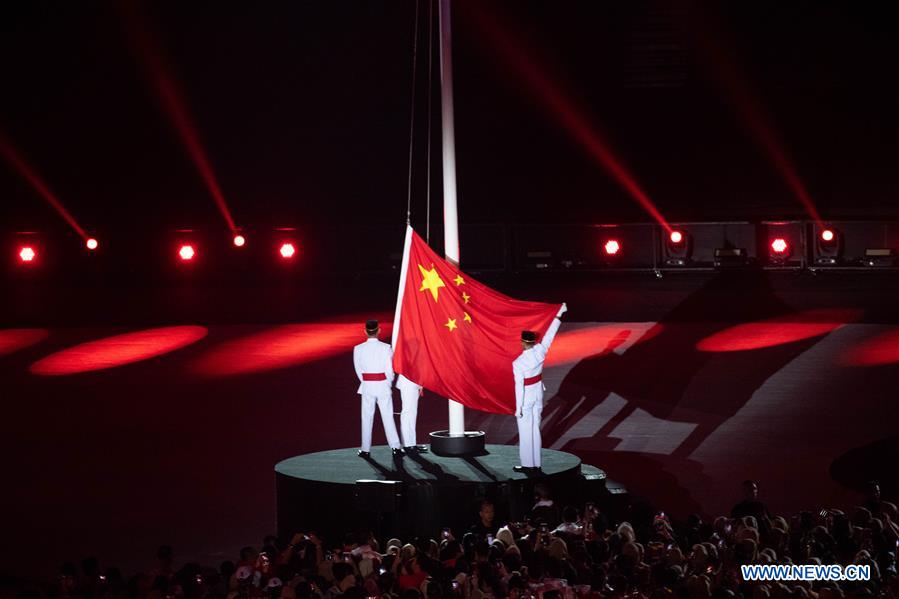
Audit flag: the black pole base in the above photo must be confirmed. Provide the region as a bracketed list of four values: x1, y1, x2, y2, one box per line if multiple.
[428, 430, 487, 456]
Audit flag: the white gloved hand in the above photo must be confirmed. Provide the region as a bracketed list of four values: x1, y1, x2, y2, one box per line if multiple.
[557, 302, 568, 318]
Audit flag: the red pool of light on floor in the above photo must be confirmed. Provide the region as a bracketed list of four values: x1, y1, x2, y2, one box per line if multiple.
[191, 322, 389, 376]
[30, 326, 207, 375]
[545, 324, 662, 367]
[0, 329, 49, 357]
[696, 309, 858, 352]
[841, 328, 899, 366]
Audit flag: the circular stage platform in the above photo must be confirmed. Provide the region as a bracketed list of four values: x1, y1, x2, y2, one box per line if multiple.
[275, 445, 611, 542]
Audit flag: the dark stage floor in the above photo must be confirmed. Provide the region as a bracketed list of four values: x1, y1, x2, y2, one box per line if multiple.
[3, 272, 899, 581]
[275, 445, 581, 484]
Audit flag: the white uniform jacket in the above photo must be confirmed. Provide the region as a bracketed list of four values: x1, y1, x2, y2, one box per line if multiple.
[353, 338, 395, 396]
[512, 317, 562, 415]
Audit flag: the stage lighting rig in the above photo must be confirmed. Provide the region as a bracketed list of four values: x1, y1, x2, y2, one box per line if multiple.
[18, 246, 36, 263]
[714, 247, 747, 269]
[769, 237, 791, 265]
[178, 244, 196, 261]
[864, 248, 896, 267]
[233, 234, 246, 248]
[664, 229, 692, 266]
[86, 238, 98, 251]
[279, 242, 296, 259]
[814, 227, 842, 265]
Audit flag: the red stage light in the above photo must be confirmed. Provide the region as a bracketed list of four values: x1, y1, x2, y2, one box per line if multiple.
[279, 243, 296, 259]
[770, 238, 788, 254]
[178, 244, 195, 261]
[18, 246, 36, 262]
[603, 240, 621, 256]
[86, 238, 98, 250]
[821, 229, 835, 242]
[669, 231, 683, 244]
[233, 234, 246, 247]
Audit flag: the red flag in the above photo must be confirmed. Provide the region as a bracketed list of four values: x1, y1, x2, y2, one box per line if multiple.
[391, 226, 561, 414]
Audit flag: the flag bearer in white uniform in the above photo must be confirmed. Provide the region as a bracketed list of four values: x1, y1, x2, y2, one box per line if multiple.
[353, 319, 403, 457]
[513, 303, 567, 472]
[396, 375, 428, 453]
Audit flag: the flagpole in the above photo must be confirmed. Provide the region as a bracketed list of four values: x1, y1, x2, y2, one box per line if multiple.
[391, 225, 414, 349]
[438, 0, 465, 437]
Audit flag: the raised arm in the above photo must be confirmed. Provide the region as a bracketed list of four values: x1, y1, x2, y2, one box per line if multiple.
[540, 317, 562, 351]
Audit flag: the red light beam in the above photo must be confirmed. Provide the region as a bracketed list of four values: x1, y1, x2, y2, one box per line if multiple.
[688, 11, 822, 225]
[120, 4, 237, 233]
[0, 134, 87, 239]
[462, 4, 671, 232]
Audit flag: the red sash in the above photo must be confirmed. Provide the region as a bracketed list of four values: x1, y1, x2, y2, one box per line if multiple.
[524, 373, 543, 386]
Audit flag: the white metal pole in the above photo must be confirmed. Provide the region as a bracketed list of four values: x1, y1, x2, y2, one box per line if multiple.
[438, 0, 465, 435]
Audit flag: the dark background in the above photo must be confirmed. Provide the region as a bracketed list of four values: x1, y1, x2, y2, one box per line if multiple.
[1, 0, 897, 242]
[3, 2, 899, 582]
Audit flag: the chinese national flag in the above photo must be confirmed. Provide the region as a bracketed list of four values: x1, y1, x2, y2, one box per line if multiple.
[391, 226, 561, 414]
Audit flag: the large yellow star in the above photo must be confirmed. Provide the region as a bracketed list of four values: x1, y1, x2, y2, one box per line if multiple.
[445, 317, 458, 332]
[463, 312, 472, 324]
[418, 264, 446, 302]
[462, 292, 471, 304]
[454, 275, 465, 286]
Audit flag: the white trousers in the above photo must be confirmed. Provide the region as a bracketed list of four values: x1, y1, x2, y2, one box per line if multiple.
[399, 386, 419, 447]
[360, 393, 401, 451]
[517, 393, 544, 468]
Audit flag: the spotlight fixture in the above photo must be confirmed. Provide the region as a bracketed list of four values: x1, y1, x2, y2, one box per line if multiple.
[233, 234, 246, 248]
[815, 226, 842, 266]
[603, 239, 620, 256]
[664, 229, 692, 266]
[18, 246, 36, 263]
[714, 247, 747, 269]
[178, 244, 196, 261]
[279, 242, 296, 259]
[768, 238, 791, 265]
[864, 248, 896, 267]
[86, 238, 98, 250]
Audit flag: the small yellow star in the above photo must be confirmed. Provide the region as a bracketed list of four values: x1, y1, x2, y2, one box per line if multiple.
[445, 317, 458, 332]
[453, 275, 465, 286]
[462, 292, 471, 304]
[418, 264, 446, 302]
[463, 312, 472, 324]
